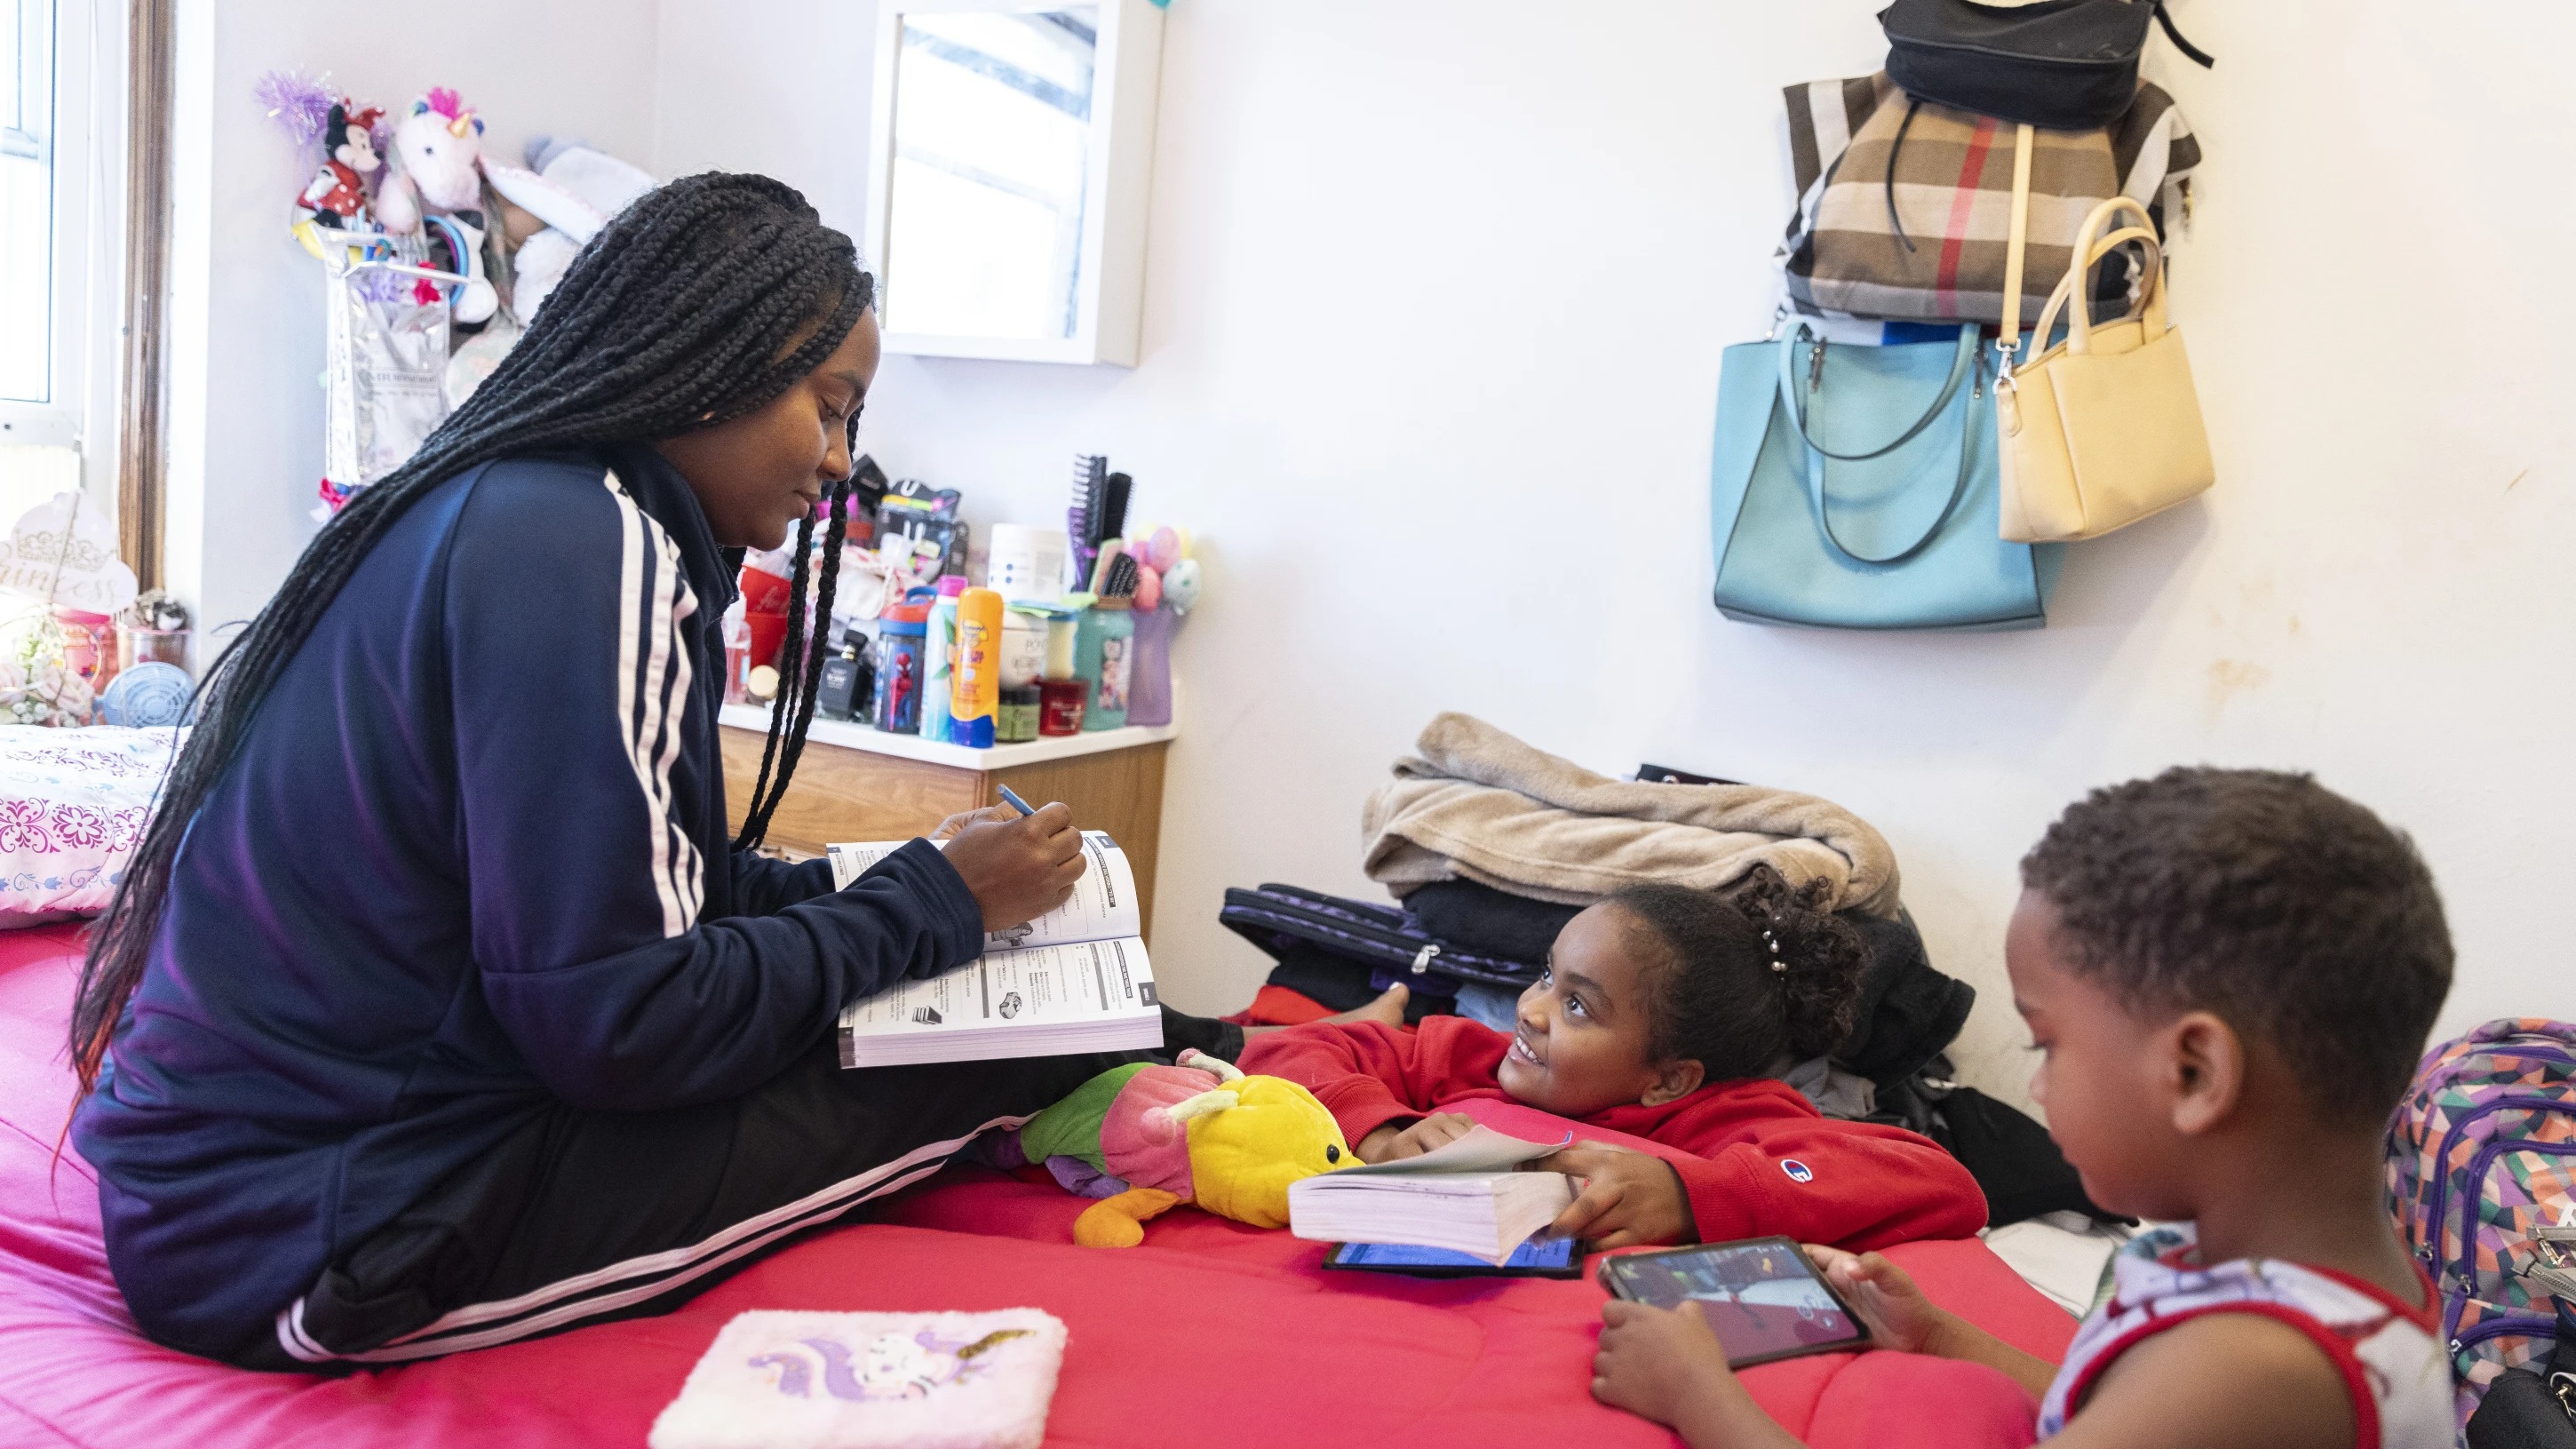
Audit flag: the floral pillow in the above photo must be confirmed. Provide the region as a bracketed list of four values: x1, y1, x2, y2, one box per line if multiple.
[0, 726, 182, 921]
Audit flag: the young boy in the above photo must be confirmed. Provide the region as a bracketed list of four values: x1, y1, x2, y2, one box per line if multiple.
[1589, 768, 2457, 1449]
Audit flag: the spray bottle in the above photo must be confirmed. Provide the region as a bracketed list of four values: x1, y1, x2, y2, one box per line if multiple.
[921, 576, 966, 744]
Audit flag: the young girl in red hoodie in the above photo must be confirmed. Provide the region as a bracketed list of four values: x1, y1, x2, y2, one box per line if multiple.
[1237, 870, 1986, 1253]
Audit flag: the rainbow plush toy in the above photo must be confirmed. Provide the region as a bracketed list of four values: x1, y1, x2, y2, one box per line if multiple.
[1010, 1049, 1353, 1247]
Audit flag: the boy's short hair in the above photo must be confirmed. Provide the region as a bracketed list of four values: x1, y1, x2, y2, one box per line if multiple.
[2021, 767, 2453, 1125]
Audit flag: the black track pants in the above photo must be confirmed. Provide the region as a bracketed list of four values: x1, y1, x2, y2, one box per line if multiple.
[234, 1007, 1243, 1369]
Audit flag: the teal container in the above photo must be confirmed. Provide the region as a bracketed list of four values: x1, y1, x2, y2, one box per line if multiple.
[1074, 600, 1134, 731]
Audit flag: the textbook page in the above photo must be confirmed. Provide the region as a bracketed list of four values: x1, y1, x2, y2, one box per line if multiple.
[836, 936, 1160, 1067]
[827, 830, 1141, 953]
[1328, 1126, 1573, 1176]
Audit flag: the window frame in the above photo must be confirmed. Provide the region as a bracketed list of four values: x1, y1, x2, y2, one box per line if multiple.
[0, 0, 98, 450]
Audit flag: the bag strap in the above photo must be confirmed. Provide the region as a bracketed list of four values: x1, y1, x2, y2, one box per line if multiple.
[1884, 98, 1924, 256]
[2023, 226, 2162, 362]
[1774, 323, 1984, 568]
[1775, 321, 1977, 462]
[1999, 123, 2034, 370]
[2037, 196, 2164, 354]
[2153, 1, 2217, 68]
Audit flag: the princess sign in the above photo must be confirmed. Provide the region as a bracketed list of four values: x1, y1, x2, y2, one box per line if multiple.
[0, 493, 139, 615]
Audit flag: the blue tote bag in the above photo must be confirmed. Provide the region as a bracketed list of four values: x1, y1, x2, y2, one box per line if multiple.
[1711, 322, 2062, 631]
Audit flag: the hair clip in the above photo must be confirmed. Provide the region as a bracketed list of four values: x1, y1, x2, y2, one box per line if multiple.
[1763, 928, 1786, 974]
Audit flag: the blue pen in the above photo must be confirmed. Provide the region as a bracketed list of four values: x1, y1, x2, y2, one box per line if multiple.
[998, 784, 1038, 817]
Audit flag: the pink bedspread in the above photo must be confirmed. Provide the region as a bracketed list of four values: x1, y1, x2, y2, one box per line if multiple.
[0, 924, 2076, 1447]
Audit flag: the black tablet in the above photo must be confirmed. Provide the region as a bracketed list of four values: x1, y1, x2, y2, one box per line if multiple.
[1596, 1236, 1871, 1368]
[1323, 1236, 1584, 1278]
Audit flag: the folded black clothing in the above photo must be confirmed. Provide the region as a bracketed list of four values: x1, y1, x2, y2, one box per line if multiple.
[1404, 880, 1579, 966]
[1262, 943, 1451, 1025]
[1838, 912, 1976, 1088]
[1937, 1085, 2115, 1228]
[1874, 1071, 2126, 1229]
[1221, 884, 1540, 989]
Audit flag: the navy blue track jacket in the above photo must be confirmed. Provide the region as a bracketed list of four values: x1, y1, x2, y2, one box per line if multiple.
[70, 445, 986, 1356]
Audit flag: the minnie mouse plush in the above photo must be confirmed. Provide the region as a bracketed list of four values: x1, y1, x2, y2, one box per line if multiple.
[296, 101, 385, 228]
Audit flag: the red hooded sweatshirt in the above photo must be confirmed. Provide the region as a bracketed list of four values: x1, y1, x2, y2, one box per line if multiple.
[1239, 1016, 1988, 1252]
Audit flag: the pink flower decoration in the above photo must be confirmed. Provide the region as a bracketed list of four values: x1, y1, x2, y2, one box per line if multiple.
[107, 807, 149, 853]
[51, 805, 105, 850]
[0, 800, 52, 854]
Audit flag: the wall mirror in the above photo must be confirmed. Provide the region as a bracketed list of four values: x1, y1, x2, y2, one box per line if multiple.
[867, 0, 1164, 366]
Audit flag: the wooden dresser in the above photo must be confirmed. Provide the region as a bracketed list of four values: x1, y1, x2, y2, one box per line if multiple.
[717, 705, 1176, 938]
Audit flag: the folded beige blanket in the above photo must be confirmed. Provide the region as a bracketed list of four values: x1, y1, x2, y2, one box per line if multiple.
[1361, 713, 1901, 916]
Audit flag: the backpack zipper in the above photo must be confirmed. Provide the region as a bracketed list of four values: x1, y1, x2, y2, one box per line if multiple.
[1219, 889, 1543, 987]
[2448, 1137, 2576, 1294]
[2421, 1089, 2576, 1260]
[1881, 32, 2139, 69]
[2451, 1307, 2557, 1360]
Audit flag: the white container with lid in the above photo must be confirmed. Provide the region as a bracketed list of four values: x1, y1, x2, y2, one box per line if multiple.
[1000, 609, 1048, 689]
[986, 523, 1069, 604]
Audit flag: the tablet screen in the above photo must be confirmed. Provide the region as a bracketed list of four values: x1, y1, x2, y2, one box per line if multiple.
[1606, 1239, 1864, 1364]
[1332, 1237, 1578, 1272]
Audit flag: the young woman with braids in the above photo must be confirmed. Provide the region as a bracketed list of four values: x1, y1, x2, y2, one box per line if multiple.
[67, 174, 1243, 1368]
[1240, 867, 1987, 1253]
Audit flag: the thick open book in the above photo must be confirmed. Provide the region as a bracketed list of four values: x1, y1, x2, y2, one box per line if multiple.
[827, 831, 1163, 1069]
[1286, 1126, 1578, 1264]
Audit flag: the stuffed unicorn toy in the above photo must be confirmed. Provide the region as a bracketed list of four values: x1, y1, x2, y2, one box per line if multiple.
[376, 88, 497, 323]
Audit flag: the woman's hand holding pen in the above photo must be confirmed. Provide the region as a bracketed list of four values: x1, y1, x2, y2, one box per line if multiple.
[939, 800, 1085, 932]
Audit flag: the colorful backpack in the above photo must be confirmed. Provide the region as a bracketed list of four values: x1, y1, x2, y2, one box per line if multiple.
[2387, 1019, 2576, 1429]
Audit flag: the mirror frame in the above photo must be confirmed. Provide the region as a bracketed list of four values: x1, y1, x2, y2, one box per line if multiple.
[866, 0, 1165, 366]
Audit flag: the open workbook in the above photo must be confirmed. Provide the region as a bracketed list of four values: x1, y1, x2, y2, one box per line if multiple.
[1286, 1126, 1578, 1264]
[826, 831, 1164, 1069]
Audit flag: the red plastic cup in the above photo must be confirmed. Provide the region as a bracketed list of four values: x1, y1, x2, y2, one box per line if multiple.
[738, 558, 795, 616]
[743, 609, 790, 680]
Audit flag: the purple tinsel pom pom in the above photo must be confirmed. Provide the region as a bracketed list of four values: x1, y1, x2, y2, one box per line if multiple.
[254, 69, 337, 150]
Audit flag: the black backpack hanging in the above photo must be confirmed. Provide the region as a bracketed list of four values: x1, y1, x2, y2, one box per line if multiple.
[2468, 1298, 2576, 1449]
[1880, 0, 2213, 131]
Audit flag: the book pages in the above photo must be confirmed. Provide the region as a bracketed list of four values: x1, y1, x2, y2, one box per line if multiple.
[828, 830, 1141, 953]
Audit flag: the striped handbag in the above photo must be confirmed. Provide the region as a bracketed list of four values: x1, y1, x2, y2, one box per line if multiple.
[1777, 71, 2199, 327]
[2387, 1019, 2576, 1429]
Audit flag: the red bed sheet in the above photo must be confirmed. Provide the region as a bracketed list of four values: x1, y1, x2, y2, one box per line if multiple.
[0, 924, 2075, 1448]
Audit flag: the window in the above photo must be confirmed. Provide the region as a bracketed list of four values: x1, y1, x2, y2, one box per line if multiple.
[883, 8, 1097, 342]
[2, 0, 94, 452]
[2, 0, 58, 406]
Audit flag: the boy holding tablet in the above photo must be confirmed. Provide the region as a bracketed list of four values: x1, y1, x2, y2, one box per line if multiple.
[1591, 768, 2457, 1449]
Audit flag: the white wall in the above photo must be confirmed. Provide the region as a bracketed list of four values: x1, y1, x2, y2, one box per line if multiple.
[650, 0, 874, 224]
[163, 0, 2576, 1111]
[163, 0, 663, 641]
[644, 0, 2576, 1110]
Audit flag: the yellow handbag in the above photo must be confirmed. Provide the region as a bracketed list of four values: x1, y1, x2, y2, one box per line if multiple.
[1994, 185, 2216, 543]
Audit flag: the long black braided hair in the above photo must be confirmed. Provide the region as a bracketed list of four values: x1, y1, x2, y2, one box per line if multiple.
[69, 172, 872, 1095]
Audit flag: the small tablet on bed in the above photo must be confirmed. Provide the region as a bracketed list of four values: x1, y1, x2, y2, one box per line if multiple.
[1596, 1236, 1871, 1368]
[1322, 1236, 1584, 1278]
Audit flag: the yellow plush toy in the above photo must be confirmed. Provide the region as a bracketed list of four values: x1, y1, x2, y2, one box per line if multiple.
[1011, 1049, 1354, 1247]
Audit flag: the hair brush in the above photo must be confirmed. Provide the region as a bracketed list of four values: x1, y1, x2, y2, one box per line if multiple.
[1100, 551, 1141, 601]
[1069, 454, 1107, 540]
[1100, 471, 1133, 545]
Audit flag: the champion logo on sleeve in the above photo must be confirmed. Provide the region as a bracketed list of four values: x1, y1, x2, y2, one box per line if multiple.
[1781, 1159, 1814, 1183]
